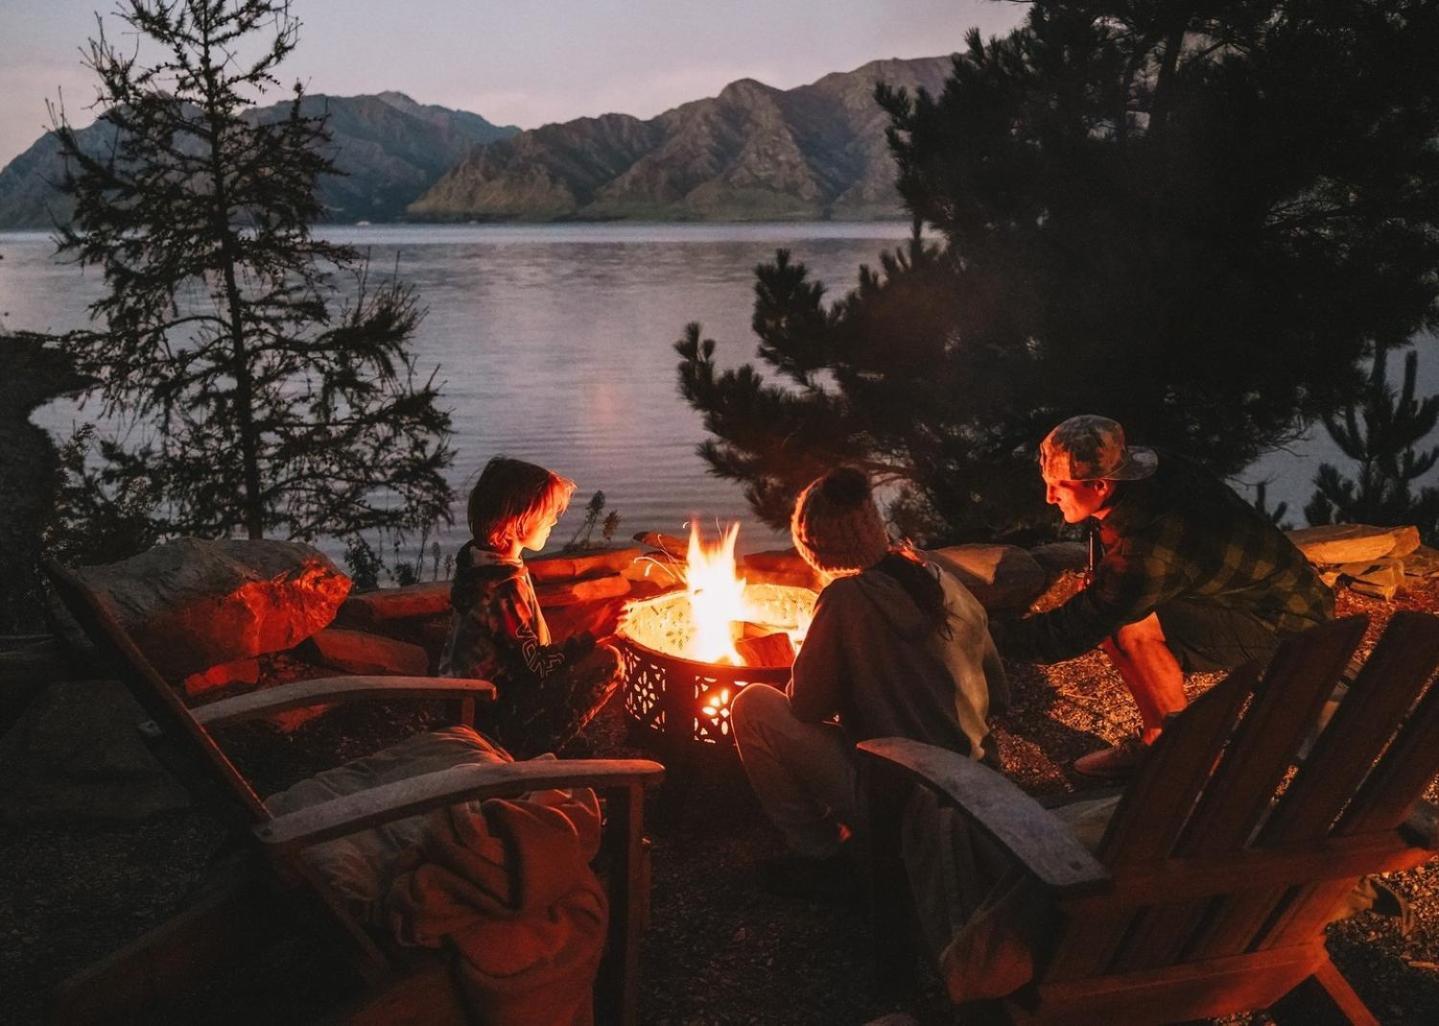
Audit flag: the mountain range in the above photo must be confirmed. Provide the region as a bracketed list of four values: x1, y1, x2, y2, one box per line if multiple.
[409, 57, 952, 222]
[0, 56, 953, 227]
[0, 92, 517, 228]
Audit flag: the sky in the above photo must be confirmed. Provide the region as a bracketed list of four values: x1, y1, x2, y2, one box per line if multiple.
[0, 0, 1027, 169]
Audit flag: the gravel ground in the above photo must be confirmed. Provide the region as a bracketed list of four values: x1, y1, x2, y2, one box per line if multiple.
[2, 583, 1438, 1024]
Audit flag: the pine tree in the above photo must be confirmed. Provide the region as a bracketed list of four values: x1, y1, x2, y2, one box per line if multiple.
[1305, 343, 1439, 539]
[677, 1, 1439, 542]
[51, 0, 453, 541]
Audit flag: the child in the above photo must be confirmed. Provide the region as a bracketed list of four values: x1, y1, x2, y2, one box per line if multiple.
[441, 456, 621, 756]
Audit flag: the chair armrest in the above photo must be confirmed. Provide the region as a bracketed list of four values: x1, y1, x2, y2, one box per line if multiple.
[193, 675, 497, 727]
[256, 758, 665, 852]
[858, 737, 1109, 892]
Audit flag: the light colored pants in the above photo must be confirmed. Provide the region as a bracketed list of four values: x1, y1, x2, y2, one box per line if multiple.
[730, 683, 859, 859]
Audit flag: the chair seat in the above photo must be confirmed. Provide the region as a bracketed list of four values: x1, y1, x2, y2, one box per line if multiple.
[264, 726, 511, 926]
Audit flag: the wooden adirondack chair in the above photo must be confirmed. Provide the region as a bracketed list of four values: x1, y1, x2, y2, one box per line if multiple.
[43, 556, 664, 1026]
[859, 613, 1439, 1025]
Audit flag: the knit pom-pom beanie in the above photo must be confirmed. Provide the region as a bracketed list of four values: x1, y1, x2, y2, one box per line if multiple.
[790, 467, 891, 575]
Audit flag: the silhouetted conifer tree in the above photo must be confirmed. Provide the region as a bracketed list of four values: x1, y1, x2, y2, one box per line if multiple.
[1305, 343, 1439, 539]
[678, 2, 1439, 542]
[51, 0, 453, 541]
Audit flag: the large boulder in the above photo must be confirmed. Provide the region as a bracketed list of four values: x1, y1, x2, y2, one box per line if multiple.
[927, 544, 1048, 612]
[73, 538, 350, 681]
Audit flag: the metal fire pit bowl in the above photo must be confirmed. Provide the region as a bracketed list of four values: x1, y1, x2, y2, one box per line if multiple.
[617, 585, 815, 752]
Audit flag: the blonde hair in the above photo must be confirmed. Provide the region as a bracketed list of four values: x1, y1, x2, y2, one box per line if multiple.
[466, 456, 576, 551]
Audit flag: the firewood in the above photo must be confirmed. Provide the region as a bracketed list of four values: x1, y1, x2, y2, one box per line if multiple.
[735, 631, 795, 668]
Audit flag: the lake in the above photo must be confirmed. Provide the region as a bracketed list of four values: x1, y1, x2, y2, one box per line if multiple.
[1, 222, 1431, 562]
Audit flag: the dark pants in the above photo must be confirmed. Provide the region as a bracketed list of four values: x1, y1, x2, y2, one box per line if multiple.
[1156, 598, 1289, 673]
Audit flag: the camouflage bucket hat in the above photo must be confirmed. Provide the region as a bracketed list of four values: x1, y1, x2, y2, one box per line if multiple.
[1039, 415, 1159, 482]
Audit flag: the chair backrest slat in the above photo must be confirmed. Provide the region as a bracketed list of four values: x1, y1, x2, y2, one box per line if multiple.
[43, 557, 269, 827]
[1188, 612, 1439, 958]
[1104, 617, 1365, 973]
[1264, 663, 1439, 948]
[1043, 661, 1259, 981]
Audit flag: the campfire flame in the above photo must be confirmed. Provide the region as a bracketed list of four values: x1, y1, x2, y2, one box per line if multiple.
[674, 522, 812, 665]
[684, 522, 749, 663]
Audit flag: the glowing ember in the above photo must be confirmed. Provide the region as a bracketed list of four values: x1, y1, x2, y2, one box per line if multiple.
[622, 522, 815, 666]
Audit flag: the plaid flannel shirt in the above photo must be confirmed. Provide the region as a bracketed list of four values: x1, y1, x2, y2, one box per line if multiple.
[997, 451, 1333, 664]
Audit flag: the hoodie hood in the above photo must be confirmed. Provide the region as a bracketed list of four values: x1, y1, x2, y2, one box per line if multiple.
[852, 565, 932, 640]
[451, 541, 526, 607]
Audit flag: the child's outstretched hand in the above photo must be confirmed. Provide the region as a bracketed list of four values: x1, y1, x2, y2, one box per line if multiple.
[592, 598, 633, 647]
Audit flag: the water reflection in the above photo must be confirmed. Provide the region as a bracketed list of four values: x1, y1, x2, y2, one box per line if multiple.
[0, 223, 918, 556]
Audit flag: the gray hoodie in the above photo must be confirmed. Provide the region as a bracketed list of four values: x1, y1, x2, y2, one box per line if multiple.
[787, 559, 1007, 760]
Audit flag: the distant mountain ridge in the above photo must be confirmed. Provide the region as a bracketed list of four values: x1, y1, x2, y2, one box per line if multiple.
[0, 92, 518, 229]
[408, 56, 954, 222]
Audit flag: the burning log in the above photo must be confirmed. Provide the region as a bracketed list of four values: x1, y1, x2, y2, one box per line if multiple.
[734, 631, 796, 668]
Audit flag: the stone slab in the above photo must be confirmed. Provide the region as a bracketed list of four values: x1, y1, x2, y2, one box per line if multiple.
[336, 581, 451, 627]
[535, 573, 631, 608]
[1286, 523, 1421, 565]
[301, 628, 430, 677]
[180, 656, 261, 698]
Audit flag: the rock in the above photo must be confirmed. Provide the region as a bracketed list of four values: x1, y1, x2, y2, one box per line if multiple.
[529, 546, 645, 582]
[180, 656, 261, 698]
[1320, 557, 1406, 601]
[1028, 542, 1090, 576]
[536, 573, 631, 608]
[0, 678, 190, 824]
[301, 628, 430, 677]
[927, 544, 1048, 612]
[74, 538, 350, 681]
[1286, 524, 1421, 565]
[634, 531, 688, 560]
[1403, 544, 1439, 577]
[739, 549, 823, 590]
[336, 580, 451, 627]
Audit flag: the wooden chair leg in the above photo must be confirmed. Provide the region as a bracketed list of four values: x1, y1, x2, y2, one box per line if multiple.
[595, 783, 646, 1026]
[1310, 959, 1380, 1026]
[1271, 958, 1380, 1026]
[863, 760, 920, 1001]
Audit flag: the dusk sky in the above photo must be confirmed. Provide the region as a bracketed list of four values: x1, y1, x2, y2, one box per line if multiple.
[0, 0, 1027, 169]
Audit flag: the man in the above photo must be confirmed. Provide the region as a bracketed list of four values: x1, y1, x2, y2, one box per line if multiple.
[991, 415, 1332, 779]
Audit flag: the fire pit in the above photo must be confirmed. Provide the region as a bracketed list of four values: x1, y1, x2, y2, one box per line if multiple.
[616, 525, 816, 751]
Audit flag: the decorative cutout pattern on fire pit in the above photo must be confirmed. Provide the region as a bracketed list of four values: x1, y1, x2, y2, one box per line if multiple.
[619, 637, 791, 746]
[618, 584, 815, 749]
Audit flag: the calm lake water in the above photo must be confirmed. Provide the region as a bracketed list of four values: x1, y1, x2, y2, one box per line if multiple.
[2, 222, 1433, 560]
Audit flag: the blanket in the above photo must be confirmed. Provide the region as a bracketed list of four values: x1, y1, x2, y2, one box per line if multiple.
[385, 785, 609, 1026]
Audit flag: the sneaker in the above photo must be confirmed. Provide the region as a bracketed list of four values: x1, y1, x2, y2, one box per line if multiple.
[1072, 737, 1149, 781]
[758, 850, 860, 904]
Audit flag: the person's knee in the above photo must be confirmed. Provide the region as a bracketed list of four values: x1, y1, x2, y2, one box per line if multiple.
[1109, 615, 1168, 660]
[730, 683, 788, 743]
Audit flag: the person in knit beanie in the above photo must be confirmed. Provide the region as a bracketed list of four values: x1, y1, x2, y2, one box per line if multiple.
[789, 466, 891, 577]
[730, 466, 1007, 901]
